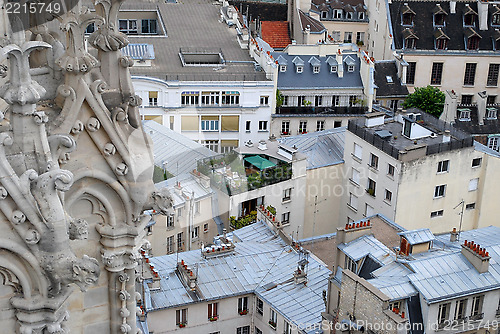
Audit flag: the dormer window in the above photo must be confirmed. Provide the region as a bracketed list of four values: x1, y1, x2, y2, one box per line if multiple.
[344, 56, 356, 72]
[459, 108, 471, 120]
[463, 6, 477, 27]
[331, 65, 338, 73]
[487, 108, 497, 119]
[308, 56, 321, 74]
[280, 65, 287, 72]
[359, 12, 365, 20]
[467, 34, 481, 50]
[348, 65, 355, 72]
[494, 31, 500, 50]
[405, 37, 417, 49]
[327, 56, 338, 73]
[346, 12, 353, 20]
[296, 66, 303, 73]
[313, 66, 320, 73]
[493, 13, 500, 25]
[321, 11, 328, 19]
[402, 13, 414, 26]
[292, 56, 304, 73]
[334, 9, 342, 19]
[434, 13, 446, 26]
[434, 29, 449, 50]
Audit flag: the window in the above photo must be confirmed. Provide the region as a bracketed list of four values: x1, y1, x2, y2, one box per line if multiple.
[238, 297, 248, 313]
[178, 207, 183, 217]
[345, 256, 357, 272]
[201, 119, 219, 131]
[464, 63, 477, 85]
[202, 140, 219, 152]
[299, 121, 307, 133]
[181, 91, 199, 105]
[315, 95, 323, 106]
[487, 64, 500, 86]
[434, 13, 446, 26]
[148, 91, 158, 106]
[332, 95, 340, 106]
[437, 160, 449, 173]
[436, 37, 448, 50]
[280, 65, 287, 72]
[283, 188, 292, 202]
[461, 96, 473, 106]
[488, 136, 499, 151]
[334, 120, 342, 128]
[176, 308, 187, 326]
[321, 11, 328, 19]
[472, 158, 482, 167]
[167, 236, 174, 254]
[332, 30, 341, 41]
[431, 63, 443, 85]
[344, 32, 353, 43]
[245, 120, 251, 132]
[221, 91, 240, 105]
[167, 214, 174, 228]
[359, 12, 365, 20]
[284, 321, 292, 334]
[313, 66, 320, 74]
[467, 36, 480, 50]
[487, 107, 497, 119]
[387, 164, 395, 177]
[353, 143, 362, 159]
[438, 303, 450, 325]
[201, 91, 219, 105]
[260, 96, 269, 105]
[402, 13, 414, 26]
[466, 203, 476, 210]
[236, 326, 250, 334]
[455, 299, 467, 320]
[464, 13, 475, 26]
[281, 121, 290, 135]
[316, 120, 325, 132]
[346, 12, 353, 19]
[487, 95, 497, 105]
[434, 184, 446, 198]
[405, 37, 417, 49]
[367, 178, 376, 196]
[406, 62, 416, 84]
[385, 189, 392, 203]
[349, 95, 357, 106]
[195, 201, 200, 214]
[282, 96, 288, 106]
[351, 168, 360, 184]
[208, 303, 218, 320]
[298, 96, 305, 106]
[255, 328, 262, 334]
[471, 295, 484, 318]
[204, 223, 209, 232]
[191, 226, 199, 240]
[269, 309, 277, 328]
[369, 153, 379, 169]
[349, 193, 358, 210]
[296, 66, 303, 73]
[431, 210, 444, 218]
[493, 13, 500, 25]
[356, 32, 365, 44]
[119, 19, 138, 34]
[331, 65, 338, 73]
[469, 178, 479, 191]
[389, 301, 401, 312]
[365, 203, 374, 217]
[282, 212, 290, 224]
[141, 19, 158, 34]
[257, 298, 264, 315]
[334, 9, 342, 18]
[259, 121, 268, 131]
[176, 232, 184, 251]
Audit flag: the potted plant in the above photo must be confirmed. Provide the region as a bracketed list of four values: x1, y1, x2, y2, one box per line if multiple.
[178, 322, 186, 328]
[367, 188, 375, 196]
[269, 320, 276, 328]
[209, 316, 218, 321]
[239, 309, 248, 315]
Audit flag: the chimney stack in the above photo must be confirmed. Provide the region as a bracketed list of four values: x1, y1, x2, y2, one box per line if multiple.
[440, 90, 458, 124]
[450, 227, 459, 242]
[477, 91, 487, 125]
[461, 240, 490, 273]
[442, 130, 451, 143]
[336, 49, 344, 78]
[478, 1, 488, 31]
[337, 220, 372, 244]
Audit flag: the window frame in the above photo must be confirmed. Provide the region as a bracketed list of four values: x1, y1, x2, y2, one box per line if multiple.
[431, 63, 444, 85]
[464, 63, 477, 85]
[434, 184, 446, 198]
[487, 64, 500, 86]
[437, 160, 449, 173]
[258, 120, 268, 131]
[176, 308, 188, 327]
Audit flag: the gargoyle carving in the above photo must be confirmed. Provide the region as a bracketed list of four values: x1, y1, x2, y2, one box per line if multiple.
[68, 218, 89, 240]
[43, 254, 100, 294]
[151, 188, 174, 215]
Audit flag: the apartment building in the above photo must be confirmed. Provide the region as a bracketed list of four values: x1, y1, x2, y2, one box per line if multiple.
[323, 220, 500, 334]
[197, 139, 309, 239]
[118, 0, 274, 153]
[139, 221, 330, 334]
[251, 42, 375, 138]
[341, 110, 500, 233]
[440, 90, 500, 152]
[366, 0, 500, 100]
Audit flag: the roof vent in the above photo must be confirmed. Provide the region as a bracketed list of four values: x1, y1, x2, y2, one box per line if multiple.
[258, 140, 268, 151]
[245, 140, 253, 147]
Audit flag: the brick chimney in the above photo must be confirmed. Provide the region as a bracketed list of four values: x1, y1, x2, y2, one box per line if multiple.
[450, 227, 459, 242]
[337, 220, 372, 244]
[461, 240, 490, 273]
[177, 260, 198, 290]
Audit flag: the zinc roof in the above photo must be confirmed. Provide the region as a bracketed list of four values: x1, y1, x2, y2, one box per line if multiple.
[398, 229, 435, 245]
[155, 173, 213, 208]
[338, 235, 394, 264]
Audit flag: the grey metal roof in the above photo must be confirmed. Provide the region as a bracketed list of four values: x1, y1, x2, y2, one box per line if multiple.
[276, 55, 288, 65]
[398, 229, 435, 245]
[121, 43, 155, 60]
[326, 56, 338, 66]
[271, 52, 364, 89]
[278, 128, 346, 170]
[143, 121, 218, 176]
[155, 173, 213, 208]
[146, 221, 331, 333]
[308, 56, 321, 66]
[338, 235, 394, 265]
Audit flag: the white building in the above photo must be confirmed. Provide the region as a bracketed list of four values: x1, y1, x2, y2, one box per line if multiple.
[120, 0, 275, 153]
[140, 221, 331, 334]
[341, 110, 500, 233]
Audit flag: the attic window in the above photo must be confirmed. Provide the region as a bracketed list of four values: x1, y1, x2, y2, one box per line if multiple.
[280, 65, 287, 72]
[321, 11, 328, 19]
[459, 108, 471, 120]
[386, 75, 393, 83]
[346, 12, 353, 20]
[467, 36, 481, 50]
[179, 48, 225, 66]
[334, 9, 342, 19]
[402, 13, 414, 26]
[313, 66, 320, 73]
[331, 65, 338, 73]
[487, 108, 497, 119]
[436, 37, 448, 50]
[359, 12, 365, 20]
[493, 13, 500, 25]
[348, 65, 355, 72]
[405, 37, 417, 49]
[434, 13, 446, 26]
[296, 66, 303, 73]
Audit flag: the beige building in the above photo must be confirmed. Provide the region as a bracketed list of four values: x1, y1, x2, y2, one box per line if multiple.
[141, 221, 330, 334]
[341, 110, 500, 234]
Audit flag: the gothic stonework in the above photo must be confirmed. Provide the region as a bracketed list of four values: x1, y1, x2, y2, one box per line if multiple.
[0, 0, 172, 333]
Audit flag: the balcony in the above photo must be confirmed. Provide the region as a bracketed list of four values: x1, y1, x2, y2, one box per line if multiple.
[276, 106, 368, 116]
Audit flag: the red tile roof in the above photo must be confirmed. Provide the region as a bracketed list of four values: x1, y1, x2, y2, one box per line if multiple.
[260, 21, 291, 50]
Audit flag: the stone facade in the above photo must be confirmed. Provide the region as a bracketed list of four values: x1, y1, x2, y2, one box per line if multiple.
[0, 1, 172, 333]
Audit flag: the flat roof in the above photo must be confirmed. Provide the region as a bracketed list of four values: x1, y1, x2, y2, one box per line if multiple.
[123, 0, 268, 81]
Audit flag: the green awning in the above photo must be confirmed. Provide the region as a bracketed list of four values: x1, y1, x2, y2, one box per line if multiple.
[244, 156, 276, 170]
